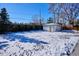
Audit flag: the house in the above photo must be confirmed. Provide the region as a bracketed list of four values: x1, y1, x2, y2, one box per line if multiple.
[43, 23, 61, 32]
[58, 18, 70, 25]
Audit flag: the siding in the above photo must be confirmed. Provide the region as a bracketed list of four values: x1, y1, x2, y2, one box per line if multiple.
[43, 23, 61, 32]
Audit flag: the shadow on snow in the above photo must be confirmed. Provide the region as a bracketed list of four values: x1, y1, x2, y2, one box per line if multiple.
[59, 30, 75, 33]
[4, 33, 48, 45]
[0, 41, 9, 49]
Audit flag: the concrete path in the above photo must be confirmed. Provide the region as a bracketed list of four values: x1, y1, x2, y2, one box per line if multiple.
[71, 41, 79, 56]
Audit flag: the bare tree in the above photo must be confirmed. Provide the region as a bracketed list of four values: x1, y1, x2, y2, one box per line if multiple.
[61, 4, 79, 25]
[48, 3, 63, 23]
[48, 3, 79, 25]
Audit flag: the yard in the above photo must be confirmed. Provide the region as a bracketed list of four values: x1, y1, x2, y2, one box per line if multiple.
[0, 30, 79, 56]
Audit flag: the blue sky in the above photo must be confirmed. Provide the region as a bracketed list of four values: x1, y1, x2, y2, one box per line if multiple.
[0, 3, 52, 23]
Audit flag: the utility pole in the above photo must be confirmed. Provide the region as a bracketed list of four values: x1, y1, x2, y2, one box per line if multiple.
[39, 8, 42, 25]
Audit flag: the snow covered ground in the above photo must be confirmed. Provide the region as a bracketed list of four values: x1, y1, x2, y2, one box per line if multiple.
[0, 30, 79, 56]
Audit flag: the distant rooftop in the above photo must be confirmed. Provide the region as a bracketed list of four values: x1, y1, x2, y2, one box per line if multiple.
[43, 23, 59, 26]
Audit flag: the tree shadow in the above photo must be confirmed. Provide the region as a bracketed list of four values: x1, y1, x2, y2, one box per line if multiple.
[0, 41, 8, 49]
[59, 30, 75, 33]
[4, 33, 48, 45]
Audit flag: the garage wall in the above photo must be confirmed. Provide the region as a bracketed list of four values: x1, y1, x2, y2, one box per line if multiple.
[43, 24, 61, 32]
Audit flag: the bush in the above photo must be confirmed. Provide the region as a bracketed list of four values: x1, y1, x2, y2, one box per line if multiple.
[5, 23, 43, 32]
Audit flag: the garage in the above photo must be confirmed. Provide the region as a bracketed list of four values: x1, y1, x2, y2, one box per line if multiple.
[43, 23, 61, 32]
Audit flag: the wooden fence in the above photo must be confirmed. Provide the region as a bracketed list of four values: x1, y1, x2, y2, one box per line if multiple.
[61, 25, 79, 31]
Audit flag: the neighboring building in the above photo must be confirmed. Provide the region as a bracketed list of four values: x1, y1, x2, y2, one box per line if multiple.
[58, 18, 70, 25]
[43, 23, 61, 32]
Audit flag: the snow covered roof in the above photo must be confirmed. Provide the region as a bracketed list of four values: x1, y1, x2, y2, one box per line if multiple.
[43, 23, 59, 26]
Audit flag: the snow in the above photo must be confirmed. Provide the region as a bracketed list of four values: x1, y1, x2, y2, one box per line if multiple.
[0, 30, 79, 56]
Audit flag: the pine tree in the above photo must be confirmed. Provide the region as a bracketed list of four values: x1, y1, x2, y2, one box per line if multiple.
[0, 8, 11, 33]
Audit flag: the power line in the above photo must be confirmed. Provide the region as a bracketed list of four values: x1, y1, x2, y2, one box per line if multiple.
[10, 17, 32, 20]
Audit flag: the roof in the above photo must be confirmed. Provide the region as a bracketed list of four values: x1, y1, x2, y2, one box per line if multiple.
[43, 23, 59, 26]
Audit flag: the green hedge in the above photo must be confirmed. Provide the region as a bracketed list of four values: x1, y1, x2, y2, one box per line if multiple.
[0, 23, 43, 33]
